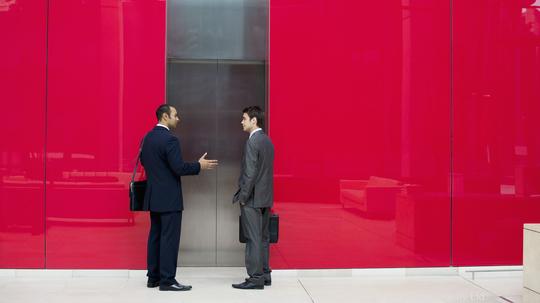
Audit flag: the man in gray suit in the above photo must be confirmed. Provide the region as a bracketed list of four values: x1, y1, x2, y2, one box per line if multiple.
[232, 106, 274, 290]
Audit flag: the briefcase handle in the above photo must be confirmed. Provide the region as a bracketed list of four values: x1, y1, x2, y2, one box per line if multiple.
[131, 135, 147, 183]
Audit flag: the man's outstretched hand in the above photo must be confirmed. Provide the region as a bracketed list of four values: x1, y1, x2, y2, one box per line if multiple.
[199, 152, 218, 170]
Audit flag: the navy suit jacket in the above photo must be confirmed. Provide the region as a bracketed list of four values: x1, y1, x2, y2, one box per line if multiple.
[140, 126, 200, 212]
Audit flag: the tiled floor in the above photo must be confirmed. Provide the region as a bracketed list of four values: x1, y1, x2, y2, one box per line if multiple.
[0, 268, 537, 303]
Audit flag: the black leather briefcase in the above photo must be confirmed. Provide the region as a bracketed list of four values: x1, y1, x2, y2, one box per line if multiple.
[129, 180, 146, 211]
[129, 135, 147, 211]
[239, 213, 279, 244]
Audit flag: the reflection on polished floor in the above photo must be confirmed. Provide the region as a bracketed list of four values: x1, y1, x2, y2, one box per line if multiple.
[0, 267, 534, 303]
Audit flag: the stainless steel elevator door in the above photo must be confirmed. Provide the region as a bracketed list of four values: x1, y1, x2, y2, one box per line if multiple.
[166, 0, 267, 266]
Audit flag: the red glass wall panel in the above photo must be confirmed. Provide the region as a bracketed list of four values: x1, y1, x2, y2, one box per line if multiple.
[45, 0, 165, 268]
[269, 0, 451, 268]
[452, 0, 540, 265]
[0, 1, 47, 268]
[3, 0, 539, 270]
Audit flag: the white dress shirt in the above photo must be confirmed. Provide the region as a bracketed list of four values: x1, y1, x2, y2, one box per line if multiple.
[156, 123, 170, 131]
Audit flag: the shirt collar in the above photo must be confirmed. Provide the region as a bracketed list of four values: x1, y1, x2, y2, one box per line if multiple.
[249, 128, 262, 138]
[156, 123, 170, 131]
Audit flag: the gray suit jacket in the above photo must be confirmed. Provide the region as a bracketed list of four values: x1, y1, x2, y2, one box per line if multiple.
[233, 130, 274, 208]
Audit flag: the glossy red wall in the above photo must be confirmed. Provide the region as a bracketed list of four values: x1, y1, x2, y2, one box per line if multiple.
[452, 0, 540, 266]
[2, 0, 540, 269]
[43, 0, 165, 268]
[269, 0, 452, 268]
[0, 1, 47, 268]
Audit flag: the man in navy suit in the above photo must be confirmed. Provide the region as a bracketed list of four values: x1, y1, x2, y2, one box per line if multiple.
[141, 104, 218, 291]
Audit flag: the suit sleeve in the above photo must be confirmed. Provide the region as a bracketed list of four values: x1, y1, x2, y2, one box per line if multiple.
[236, 139, 258, 204]
[166, 136, 201, 177]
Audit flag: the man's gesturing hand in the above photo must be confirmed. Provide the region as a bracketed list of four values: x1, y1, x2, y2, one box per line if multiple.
[198, 152, 218, 170]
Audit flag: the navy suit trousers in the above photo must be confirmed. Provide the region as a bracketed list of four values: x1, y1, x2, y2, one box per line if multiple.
[147, 211, 182, 285]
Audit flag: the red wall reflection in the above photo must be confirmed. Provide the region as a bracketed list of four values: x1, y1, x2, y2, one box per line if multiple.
[2, 0, 540, 269]
[44, 1, 165, 268]
[452, 0, 540, 266]
[269, 0, 451, 268]
[0, 0, 47, 268]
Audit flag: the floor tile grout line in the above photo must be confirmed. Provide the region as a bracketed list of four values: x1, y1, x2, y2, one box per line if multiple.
[458, 276, 515, 302]
[524, 286, 540, 296]
[298, 279, 315, 303]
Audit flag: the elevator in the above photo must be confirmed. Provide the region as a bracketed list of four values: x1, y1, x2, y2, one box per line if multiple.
[166, 0, 268, 266]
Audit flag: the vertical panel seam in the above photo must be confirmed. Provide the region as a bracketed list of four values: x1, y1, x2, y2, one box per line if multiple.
[44, 0, 50, 269]
[449, 0, 455, 267]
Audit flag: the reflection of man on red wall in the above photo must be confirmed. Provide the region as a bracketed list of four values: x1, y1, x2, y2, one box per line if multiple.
[522, 0, 540, 37]
[0, 0, 16, 12]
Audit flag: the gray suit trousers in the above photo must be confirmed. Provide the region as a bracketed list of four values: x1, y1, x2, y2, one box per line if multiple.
[240, 205, 271, 284]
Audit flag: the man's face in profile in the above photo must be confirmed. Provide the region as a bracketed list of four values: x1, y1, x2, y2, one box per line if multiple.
[241, 113, 256, 133]
[167, 107, 180, 129]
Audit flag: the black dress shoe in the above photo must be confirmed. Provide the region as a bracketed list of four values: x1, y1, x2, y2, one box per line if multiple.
[246, 278, 272, 286]
[147, 280, 160, 288]
[245, 277, 271, 286]
[232, 281, 264, 290]
[159, 283, 192, 291]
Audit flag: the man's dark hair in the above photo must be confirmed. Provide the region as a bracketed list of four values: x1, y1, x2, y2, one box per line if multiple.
[156, 104, 174, 121]
[243, 106, 264, 129]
